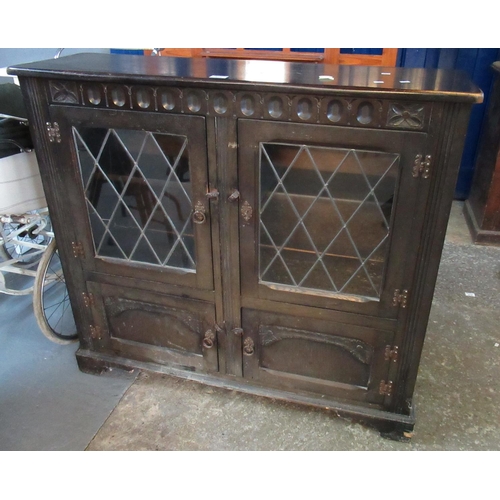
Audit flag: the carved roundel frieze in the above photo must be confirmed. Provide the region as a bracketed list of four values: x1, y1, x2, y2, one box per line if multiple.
[108, 85, 129, 108]
[209, 90, 233, 116]
[265, 95, 287, 120]
[351, 99, 383, 127]
[297, 98, 312, 120]
[213, 94, 228, 114]
[47, 80, 429, 131]
[82, 83, 106, 107]
[157, 88, 180, 112]
[326, 100, 344, 123]
[292, 96, 318, 122]
[187, 92, 201, 112]
[184, 90, 207, 114]
[240, 94, 255, 116]
[319, 97, 349, 125]
[240, 94, 254, 116]
[87, 86, 101, 105]
[134, 87, 153, 110]
[236, 93, 261, 118]
[356, 101, 375, 125]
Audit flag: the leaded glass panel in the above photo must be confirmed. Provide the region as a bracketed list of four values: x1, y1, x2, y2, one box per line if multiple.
[259, 142, 400, 300]
[73, 127, 195, 271]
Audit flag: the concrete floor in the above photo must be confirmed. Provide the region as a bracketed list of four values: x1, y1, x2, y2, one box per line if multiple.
[1, 201, 499, 450]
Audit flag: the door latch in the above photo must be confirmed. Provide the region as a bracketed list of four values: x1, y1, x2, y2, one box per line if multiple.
[205, 188, 220, 200]
[228, 189, 240, 202]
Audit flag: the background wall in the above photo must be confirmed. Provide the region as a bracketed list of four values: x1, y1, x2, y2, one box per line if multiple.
[397, 48, 500, 199]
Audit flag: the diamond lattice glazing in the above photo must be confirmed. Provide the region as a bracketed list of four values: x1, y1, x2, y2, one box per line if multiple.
[259, 142, 400, 299]
[73, 127, 195, 271]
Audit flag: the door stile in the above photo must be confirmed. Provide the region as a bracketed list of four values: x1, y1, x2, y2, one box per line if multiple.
[214, 116, 242, 376]
[206, 116, 226, 373]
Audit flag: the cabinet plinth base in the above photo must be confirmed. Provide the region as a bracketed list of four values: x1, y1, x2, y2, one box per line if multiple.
[379, 410, 416, 442]
[76, 348, 416, 440]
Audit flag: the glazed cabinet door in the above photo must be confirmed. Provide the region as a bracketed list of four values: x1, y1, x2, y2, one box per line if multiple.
[238, 119, 428, 319]
[50, 106, 214, 292]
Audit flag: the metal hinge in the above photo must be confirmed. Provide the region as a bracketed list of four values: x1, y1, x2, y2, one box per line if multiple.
[89, 325, 102, 340]
[46, 122, 61, 143]
[384, 345, 399, 362]
[413, 154, 431, 178]
[392, 289, 408, 308]
[72, 241, 84, 258]
[82, 292, 95, 308]
[379, 380, 393, 397]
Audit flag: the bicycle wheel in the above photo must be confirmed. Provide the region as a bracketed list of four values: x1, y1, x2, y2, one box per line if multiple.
[33, 239, 78, 344]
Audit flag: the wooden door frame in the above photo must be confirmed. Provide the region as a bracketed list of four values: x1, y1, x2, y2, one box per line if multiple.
[50, 105, 215, 293]
[237, 119, 428, 319]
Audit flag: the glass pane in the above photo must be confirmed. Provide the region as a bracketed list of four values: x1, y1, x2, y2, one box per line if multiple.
[259, 142, 399, 300]
[73, 127, 195, 271]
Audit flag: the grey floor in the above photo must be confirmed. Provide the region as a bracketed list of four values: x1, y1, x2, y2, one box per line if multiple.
[1, 201, 499, 450]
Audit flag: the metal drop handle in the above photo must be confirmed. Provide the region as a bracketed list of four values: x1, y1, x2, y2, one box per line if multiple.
[193, 201, 206, 225]
[243, 337, 255, 356]
[203, 329, 216, 349]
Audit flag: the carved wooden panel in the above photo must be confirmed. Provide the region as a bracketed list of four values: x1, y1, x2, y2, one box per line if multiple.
[48, 80, 429, 131]
[241, 308, 393, 404]
[258, 325, 373, 387]
[86, 282, 219, 373]
[104, 296, 204, 354]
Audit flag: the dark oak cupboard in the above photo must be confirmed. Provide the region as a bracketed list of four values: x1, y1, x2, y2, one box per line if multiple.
[9, 54, 482, 440]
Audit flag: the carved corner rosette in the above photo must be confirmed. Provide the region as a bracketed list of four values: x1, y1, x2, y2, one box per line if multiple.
[387, 103, 425, 129]
[49, 81, 79, 104]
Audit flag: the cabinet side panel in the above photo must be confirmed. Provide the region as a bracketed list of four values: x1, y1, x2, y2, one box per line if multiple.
[17, 77, 92, 348]
[392, 102, 474, 414]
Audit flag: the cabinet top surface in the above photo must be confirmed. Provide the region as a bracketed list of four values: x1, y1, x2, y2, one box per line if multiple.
[8, 53, 483, 103]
